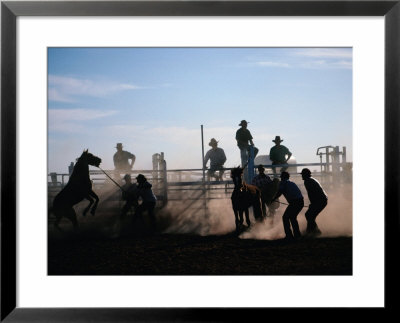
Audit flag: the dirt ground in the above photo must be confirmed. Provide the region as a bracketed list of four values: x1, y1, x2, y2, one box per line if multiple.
[48, 183, 352, 276]
[48, 224, 352, 276]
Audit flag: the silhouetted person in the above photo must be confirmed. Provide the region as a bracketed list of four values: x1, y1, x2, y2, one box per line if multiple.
[113, 143, 136, 178]
[68, 162, 74, 175]
[251, 164, 272, 217]
[120, 174, 138, 218]
[300, 168, 328, 237]
[272, 171, 304, 241]
[204, 138, 227, 181]
[267, 177, 281, 217]
[269, 136, 292, 177]
[235, 120, 259, 178]
[135, 174, 157, 232]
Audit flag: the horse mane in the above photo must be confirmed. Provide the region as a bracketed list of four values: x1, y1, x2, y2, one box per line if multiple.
[230, 165, 243, 177]
[69, 150, 90, 179]
[79, 149, 89, 158]
[230, 166, 261, 194]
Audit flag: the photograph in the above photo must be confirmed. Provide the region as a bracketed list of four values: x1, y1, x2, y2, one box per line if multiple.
[47, 47, 353, 275]
[2, 0, 397, 320]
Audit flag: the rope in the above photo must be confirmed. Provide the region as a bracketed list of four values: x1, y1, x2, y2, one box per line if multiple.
[272, 200, 309, 208]
[97, 166, 123, 190]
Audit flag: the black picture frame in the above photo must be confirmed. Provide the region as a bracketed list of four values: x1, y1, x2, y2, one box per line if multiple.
[1, 0, 399, 321]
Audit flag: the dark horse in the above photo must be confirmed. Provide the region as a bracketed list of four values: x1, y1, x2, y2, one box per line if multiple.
[52, 150, 102, 230]
[230, 166, 263, 233]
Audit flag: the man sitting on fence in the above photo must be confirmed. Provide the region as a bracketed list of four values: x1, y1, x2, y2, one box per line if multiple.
[204, 138, 227, 181]
[269, 136, 292, 177]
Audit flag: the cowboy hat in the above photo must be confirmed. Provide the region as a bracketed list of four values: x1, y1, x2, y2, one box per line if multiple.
[116, 143, 123, 148]
[280, 171, 290, 179]
[300, 168, 311, 176]
[238, 120, 249, 126]
[209, 138, 219, 146]
[272, 136, 283, 143]
[136, 174, 146, 182]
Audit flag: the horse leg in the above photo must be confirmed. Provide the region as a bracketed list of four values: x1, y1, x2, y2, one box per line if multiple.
[233, 209, 240, 232]
[239, 210, 244, 227]
[261, 201, 267, 217]
[82, 195, 94, 216]
[255, 195, 263, 221]
[88, 190, 99, 216]
[244, 209, 251, 227]
[65, 208, 79, 230]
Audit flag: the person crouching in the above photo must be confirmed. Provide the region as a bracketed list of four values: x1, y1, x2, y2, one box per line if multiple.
[135, 174, 157, 232]
[272, 171, 304, 241]
[121, 174, 139, 218]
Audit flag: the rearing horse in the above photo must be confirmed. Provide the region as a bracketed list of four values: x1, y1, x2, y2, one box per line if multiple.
[52, 149, 102, 230]
[230, 166, 263, 233]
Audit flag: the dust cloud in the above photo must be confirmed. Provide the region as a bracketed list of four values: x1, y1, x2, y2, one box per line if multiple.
[49, 174, 352, 241]
[157, 180, 352, 240]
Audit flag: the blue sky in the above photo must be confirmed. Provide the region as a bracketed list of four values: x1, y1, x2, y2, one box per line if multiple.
[48, 47, 352, 174]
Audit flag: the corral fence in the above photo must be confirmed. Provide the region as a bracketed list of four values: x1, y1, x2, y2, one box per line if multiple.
[48, 146, 352, 214]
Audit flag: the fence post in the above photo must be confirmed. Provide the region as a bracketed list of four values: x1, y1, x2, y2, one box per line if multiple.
[332, 146, 341, 186]
[247, 146, 255, 183]
[160, 152, 168, 207]
[152, 153, 160, 193]
[200, 125, 208, 218]
[50, 172, 58, 186]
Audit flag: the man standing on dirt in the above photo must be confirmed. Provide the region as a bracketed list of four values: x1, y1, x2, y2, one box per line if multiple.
[300, 168, 328, 237]
[136, 174, 157, 232]
[204, 138, 227, 181]
[113, 143, 136, 179]
[272, 171, 304, 241]
[269, 136, 292, 177]
[120, 174, 139, 219]
[251, 164, 272, 217]
[235, 120, 258, 178]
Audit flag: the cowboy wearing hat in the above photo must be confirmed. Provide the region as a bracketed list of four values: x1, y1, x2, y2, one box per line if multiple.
[300, 168, 328, 237]
[235, 120, 259, 177]
[272, 171, 304, 241]
[251, 164, 273, 217]
[120, 174, 139, 219]
[269, 136, 292, 177]
[113, 143, 136, 178]
[135, 174, 157, 231]
[204, 138, 227, 181]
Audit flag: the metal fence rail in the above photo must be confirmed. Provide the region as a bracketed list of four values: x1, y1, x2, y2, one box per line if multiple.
[48, 145, 352, 210]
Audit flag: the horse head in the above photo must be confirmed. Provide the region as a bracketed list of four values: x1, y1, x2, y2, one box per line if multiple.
[230, 166, 244, 189]
[80, 149, 102, 168]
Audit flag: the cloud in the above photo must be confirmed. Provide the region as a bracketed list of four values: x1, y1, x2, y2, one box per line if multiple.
[49, 108, 117, 133]
[294, 48, 352, 59]
[49, 108, 116, 121]
[295, 48, 352, 69]
[299, 59, 352, 70]
[48, 75, 144, 102]
[252, 48, 352, 70]
[255, 61, 291, 68]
